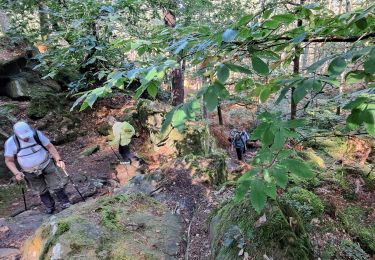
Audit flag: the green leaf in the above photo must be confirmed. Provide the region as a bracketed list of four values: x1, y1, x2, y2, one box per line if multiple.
[262, 126, 274, 146]
[284, 119, 305, 128]
[306, 56, 331, 73]
[355, 17, 368, 30]
[71, 93, 88, 111]
[345, 70, 366, 84]
[364, 58, 375, 74]
[362, 106, 375, 137]
[86, 93, 98, 108]
[161, 108, 176, 134]
[346, 109, 362, 130]
[282, 159, 314, 179]
[276, 87, 290, 104]
[222, 29, 237, 42]
[291, 33, 306, 43]
[272, 130, 284, 150]
[343, 97, 368, 109]
[172, 109, 187, 132]
[147, 82, 158, 97]
[237, 14, 253, 26]
[271, 13, 295, 24]
[145, 67, 158, 82]
[252, 56, 269, 75]
[203, 88, 218, 111]
[270, 166, 288, 188]
[224, 63, 252, 74]
[235, 180, 251, 201]
[260, 87, 271, 103]
[264, 182, 277, 199]
[217, 64, 230, 83]
[250, 180, 267, 213]
[328, 57, 346, 76]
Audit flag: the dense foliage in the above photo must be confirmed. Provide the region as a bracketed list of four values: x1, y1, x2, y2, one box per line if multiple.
[2, 0, 374, 212]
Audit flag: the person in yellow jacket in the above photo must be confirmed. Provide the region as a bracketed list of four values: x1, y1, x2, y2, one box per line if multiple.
[109, 117, 135, 165]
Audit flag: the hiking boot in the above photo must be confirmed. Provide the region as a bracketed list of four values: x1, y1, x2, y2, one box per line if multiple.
[120, 159, 131, 165]
[61, 203, 71, 210]
[45, 207, 55, 214]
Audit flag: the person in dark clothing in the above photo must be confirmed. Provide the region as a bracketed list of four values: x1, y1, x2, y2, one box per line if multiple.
[229, 129, 249, 161]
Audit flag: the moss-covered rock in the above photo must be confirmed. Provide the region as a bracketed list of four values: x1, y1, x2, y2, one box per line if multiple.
[79, 145, 100, 157]
[185, 149, 228, 185]
[280, 187, 324, 224]
[135, 99, 215, 157]
[27, 93, 63, 119]
[97, 123, 111, 136]
[22, 193, 183, 260]
[338, 205, 375, 254]
[210, 198, 313, 260]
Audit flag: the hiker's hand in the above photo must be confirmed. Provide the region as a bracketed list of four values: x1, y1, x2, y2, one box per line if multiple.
[56, 160, 66, 170]
[15, 171, 24, 182]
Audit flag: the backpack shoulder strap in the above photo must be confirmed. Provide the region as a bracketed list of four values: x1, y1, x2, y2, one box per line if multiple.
[33, 129, 48, 151]
[13, 135, 21, 154]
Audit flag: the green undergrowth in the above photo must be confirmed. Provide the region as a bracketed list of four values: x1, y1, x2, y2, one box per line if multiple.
[0, 184, 24, 216]
[280, 187, 324, 225]
[210, 195, 313, 259]
[338, 205, 375, 254]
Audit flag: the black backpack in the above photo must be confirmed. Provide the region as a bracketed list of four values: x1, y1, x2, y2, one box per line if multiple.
[13, 129, 48, 156]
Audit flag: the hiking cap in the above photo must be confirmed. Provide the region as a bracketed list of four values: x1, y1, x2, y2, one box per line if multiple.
[14, 121, 33, 139]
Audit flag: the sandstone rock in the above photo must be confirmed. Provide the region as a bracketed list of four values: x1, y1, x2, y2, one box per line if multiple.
[22, 193, 182, 260]
[0, 248, 20, 260]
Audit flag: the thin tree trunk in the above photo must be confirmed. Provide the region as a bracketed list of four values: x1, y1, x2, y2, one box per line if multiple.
[217, 102, 223, 125]
[39, 3, 49, 40]
[164, 9, 185, 106]
[291, 0, 304, 120]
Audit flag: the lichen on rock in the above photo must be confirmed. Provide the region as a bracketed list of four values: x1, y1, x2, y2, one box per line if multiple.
[21, 193, 183, 260]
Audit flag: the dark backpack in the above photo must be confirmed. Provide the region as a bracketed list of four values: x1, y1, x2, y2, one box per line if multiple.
[13, 129, 48, 156]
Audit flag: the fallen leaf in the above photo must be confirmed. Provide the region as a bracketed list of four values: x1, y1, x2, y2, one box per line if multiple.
[254, 214, 267, 228]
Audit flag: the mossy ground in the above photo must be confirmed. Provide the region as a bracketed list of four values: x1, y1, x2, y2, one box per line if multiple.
[0, 184, 24, 217]
[210, 197, 313, 260]
[338, 205, 375, 254]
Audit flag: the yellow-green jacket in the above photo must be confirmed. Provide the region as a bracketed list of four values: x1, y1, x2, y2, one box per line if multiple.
[110, 121, 135, 146]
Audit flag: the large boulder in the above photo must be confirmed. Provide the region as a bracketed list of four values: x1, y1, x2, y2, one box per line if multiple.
[22, 193, 183, 260]
[136, 99, 215, 157]
[3, 78, 52, 99]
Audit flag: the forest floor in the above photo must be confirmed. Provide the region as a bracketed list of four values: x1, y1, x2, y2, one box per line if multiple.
[1, 95, 375, 259]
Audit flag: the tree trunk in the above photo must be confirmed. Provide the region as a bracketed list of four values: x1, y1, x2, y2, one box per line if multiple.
[171, 58, 185, 106]
[291, 0, 304, 120]
[164, 9, 185, 106]
[217, 102, 223, 125]
[39, 3, 49, 40]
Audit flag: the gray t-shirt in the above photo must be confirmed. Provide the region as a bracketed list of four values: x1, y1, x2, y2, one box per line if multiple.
[4, 131, 51, 171]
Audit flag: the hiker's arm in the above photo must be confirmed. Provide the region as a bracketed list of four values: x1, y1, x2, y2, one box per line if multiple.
[45, 143, 65, 170]
[5, 156, 24, 181]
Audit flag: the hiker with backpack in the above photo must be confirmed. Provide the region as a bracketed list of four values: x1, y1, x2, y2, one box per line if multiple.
[229, 129, 250, 161]
[108, 117, 136, 165]
[4, 121, 70, 214]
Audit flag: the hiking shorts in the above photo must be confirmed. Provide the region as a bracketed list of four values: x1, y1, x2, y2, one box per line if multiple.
[24, 161, 67, 195]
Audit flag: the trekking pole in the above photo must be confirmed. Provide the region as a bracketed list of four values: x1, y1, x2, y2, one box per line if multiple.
[110, 146, 122, 161]
[110, 146, 130, 175]
[61, 169, 86, 202]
